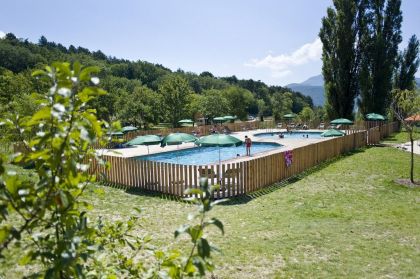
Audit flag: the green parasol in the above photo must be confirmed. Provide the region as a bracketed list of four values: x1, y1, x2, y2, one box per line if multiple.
[320, 129, 345, 137]
[178, 119, 194, 124]
[107, 131, 124, 137]
[126, 135, 161, 154]
[213, 117, 227, 123]
[121, 126, 138, 133]
[161, 133, 198, 164]
[160, 133, 197, 147]
[365, 113, 386, 121]
[330, 118, 354, 125]
[283, 113, 296, 119]
[196, 134, 242, 175]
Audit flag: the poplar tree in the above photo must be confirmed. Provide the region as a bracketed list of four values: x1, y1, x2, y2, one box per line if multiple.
[358, 0, 402, 115]
[394, 34, 420, 91]
[319, 0, 363, 120]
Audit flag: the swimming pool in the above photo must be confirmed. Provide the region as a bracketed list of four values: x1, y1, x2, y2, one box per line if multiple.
[136, 142, 282, 165]
[254, 131, 323, 139]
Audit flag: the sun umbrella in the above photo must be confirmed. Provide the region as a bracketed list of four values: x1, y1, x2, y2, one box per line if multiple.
[160, 133, 197, 147]
[283, 113, 296, 119]
[330, 118, 354, 125]
[213, 116, 227, 123]
[366, 113, 386, 121]
[121, 126, 138, 133]
[404, 114, 420, 122]
[178, 119, 194, 124]
[321, 129, 345, 137]
[126, 135, 161, 154]
[107, 131, 124, 137]
[160, 133, 198, 163]
[223, 115, 237, 120]
[195, 134, 242, 177]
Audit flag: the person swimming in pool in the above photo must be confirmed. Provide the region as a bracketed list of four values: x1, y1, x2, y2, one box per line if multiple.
[245, 135, 252, 156]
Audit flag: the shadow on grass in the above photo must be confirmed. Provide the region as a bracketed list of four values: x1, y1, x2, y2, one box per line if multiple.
[101, 147, 368, 205]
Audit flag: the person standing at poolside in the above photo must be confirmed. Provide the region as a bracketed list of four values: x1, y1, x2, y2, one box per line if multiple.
[245, 135, 252, 156]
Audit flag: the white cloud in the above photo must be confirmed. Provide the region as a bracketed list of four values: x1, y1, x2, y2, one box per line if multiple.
[245, 38, 322, 78]
[0, 31, 5, 39]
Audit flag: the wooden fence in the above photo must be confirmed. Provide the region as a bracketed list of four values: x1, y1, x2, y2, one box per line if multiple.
[89, 129, 370, 198]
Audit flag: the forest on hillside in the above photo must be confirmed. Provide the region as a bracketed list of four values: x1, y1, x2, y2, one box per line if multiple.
[0, 33, 316, 129]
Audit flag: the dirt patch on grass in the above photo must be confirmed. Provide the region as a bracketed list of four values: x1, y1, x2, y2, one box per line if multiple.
[394, 179, 420, 188]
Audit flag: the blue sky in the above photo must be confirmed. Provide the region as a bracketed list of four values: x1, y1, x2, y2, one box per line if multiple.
[0, 0, 419, 86]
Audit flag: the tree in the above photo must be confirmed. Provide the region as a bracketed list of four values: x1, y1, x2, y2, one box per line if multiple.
[116, 85, 162, 128]
[358, 0, 402, 115]
[390, 89, 420, 184]
[299, 107, 315, 123]
[394, 35, 419, 91]
[38, 35, 48, 46]
[159, 74, 193, 127]
[257, 99, 266, 121]
[200, 89, 229, 121]
[271, 92, 293, 122]
[223, 86, 255, 120]
[185, 93, 204, 121]
[319, 0, 363, 120]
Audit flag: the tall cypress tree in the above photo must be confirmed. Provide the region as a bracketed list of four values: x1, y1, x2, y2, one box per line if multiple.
[358, 0, 402, 115]
[394, 35, 420, 91]
[319, 0, 362, 120]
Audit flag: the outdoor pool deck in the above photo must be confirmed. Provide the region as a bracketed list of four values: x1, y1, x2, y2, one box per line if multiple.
[97, 129, 333, 164]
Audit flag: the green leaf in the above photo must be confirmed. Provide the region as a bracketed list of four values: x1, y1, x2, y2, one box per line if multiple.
[0, 226, 11, 243]
[79, 66, 100, 82]
[19, 251, 34, 265]
[189, 225, 203, 242]
[59, 191, 69, 208]
[31, 69, 46, 77]
[27, 106, 51, 125]
[206, 218, 224, 235]
[192, 256, 206, 276]
[197, 238, 211, 258]
[174, 224, 189, 238]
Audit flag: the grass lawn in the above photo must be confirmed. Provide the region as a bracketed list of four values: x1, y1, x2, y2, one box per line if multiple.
[1, 132, 419, 278]
[382, 128, 420, 144]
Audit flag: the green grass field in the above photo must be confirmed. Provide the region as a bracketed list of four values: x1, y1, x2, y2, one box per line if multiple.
[1, 132, 419, 278]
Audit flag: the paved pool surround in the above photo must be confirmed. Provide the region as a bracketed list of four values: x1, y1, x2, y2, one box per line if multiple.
[98, 129, 333, 164]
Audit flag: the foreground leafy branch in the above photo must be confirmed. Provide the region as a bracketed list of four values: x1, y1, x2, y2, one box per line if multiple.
[0, 62, 223, 278]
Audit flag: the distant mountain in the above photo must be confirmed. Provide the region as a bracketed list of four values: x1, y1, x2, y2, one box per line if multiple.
[287, 74, 324, 106]
[416, 77, 420, 88]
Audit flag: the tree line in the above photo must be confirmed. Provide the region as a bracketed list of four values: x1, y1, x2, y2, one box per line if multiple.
[320, 0, 419, 120]
[0, 33, 315, 129]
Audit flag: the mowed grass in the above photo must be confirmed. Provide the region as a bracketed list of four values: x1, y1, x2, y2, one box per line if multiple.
[382, 127, 420, 144]
[1, 133, 419, 278]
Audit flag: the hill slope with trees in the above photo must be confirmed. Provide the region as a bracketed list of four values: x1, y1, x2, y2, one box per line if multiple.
[0, 33, 314, 128]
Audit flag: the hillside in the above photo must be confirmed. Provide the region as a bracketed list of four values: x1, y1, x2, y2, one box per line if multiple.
[286, 74, 324, 106]
[0, 32, 314, 126]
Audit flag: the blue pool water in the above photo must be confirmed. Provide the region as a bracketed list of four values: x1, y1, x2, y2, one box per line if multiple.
[136, 142, 282, 165]
[254, 131, 323, 139]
